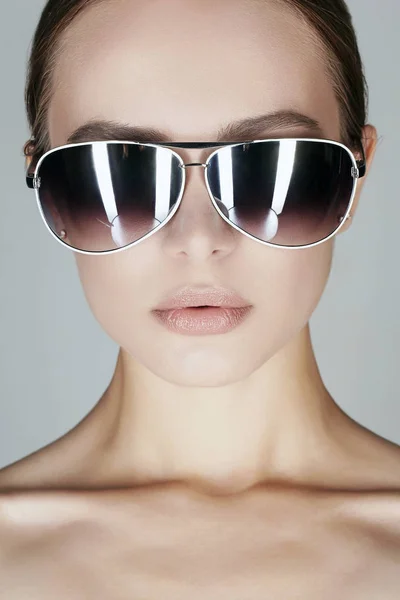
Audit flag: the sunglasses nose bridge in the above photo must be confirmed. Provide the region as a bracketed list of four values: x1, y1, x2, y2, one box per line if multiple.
[181, 162, 208, 169]
[178, 161, 212, 202]
[179, 161, 210, 192]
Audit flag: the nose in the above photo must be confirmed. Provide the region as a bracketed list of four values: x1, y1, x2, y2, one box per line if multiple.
[160, 159, 238, 261]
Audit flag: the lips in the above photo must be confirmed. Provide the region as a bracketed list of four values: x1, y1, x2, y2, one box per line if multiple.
[154, 285, 251, 311]
[152, 305, 253, 335]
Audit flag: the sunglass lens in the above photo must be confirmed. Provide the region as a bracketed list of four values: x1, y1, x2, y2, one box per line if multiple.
[207, 140, 355, 247]
[36, 142, 183, 252]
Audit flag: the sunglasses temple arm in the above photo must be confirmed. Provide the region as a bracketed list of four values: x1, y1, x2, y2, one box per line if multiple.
[26, 172, 35, 189]
[355, 142, 367, 178]
[356, 159, 366, 178]
[25, 154, 39, 189]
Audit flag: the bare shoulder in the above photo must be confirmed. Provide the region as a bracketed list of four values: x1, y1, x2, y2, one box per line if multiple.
[0, 488, 101, 599]
[0, 428, 92, 492]
[330, 430, 400, 538]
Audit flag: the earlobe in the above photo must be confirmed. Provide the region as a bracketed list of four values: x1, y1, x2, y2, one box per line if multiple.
[25, 154, 33, 172]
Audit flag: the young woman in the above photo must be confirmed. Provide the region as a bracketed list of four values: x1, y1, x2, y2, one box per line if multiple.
[1, 0, 399, 596]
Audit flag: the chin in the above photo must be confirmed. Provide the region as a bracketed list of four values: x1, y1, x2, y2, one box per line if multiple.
[133, 343, 267, 388]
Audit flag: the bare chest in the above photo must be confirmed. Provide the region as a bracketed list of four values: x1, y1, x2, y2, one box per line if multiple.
[2, 488, 400, 599]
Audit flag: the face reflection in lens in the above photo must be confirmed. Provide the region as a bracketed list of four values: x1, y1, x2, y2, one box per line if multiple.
[207, 139, 355, 247]
[37, 142, 184, 252]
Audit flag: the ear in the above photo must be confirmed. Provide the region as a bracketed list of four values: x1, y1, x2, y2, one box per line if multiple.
[339, 123, 378, 234]
[24, 138, 37, 174]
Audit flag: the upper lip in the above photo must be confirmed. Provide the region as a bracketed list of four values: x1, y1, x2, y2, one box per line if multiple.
[153, 285, 252, 310]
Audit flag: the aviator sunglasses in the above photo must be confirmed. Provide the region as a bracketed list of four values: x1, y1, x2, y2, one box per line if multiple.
[26, 138, 366, 255]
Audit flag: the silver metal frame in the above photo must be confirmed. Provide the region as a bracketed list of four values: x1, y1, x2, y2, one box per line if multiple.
[27, 137, 365, 256]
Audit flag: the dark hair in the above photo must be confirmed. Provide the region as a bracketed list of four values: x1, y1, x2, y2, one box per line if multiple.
[24, 0, 368, 160]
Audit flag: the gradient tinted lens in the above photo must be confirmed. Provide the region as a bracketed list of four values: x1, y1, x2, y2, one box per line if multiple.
[36, 142, 184, 252]
[206, 139, 355, 247]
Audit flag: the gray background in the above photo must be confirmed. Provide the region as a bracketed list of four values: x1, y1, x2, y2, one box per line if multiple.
[0, 1, 399, 469]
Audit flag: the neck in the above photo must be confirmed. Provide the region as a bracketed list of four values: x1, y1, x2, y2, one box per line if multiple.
[79, 324, 356, 495]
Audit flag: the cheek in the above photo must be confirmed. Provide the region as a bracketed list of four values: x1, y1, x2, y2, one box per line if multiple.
[239, 240, 334, 363]
[74, 251, 152, 339]
[261, 242, 334, 336]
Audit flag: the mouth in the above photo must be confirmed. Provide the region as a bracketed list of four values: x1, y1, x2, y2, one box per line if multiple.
[191, 305, 213, 309]
[158, 305, 236, 310]
[153, 285, 252, 312]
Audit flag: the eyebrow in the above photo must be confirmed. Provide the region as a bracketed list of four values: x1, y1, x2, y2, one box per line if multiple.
[66, 110, 325, 145]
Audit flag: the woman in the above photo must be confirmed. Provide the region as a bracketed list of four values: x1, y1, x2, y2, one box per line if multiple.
[1, 0, 399, 596]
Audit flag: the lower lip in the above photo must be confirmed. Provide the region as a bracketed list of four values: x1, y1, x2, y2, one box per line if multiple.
[152, 306, 253, 335]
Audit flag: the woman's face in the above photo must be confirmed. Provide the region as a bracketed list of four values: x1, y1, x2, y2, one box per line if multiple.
[47, 0, 356, 386]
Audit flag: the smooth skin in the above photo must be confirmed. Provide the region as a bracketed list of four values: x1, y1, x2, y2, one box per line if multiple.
[1, 0, 400, 597]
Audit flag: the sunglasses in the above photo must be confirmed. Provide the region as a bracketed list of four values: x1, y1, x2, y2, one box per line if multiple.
[26, 138, 366, 255]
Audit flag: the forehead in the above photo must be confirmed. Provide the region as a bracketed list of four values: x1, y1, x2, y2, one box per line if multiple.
[48, 0, 340, 146]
